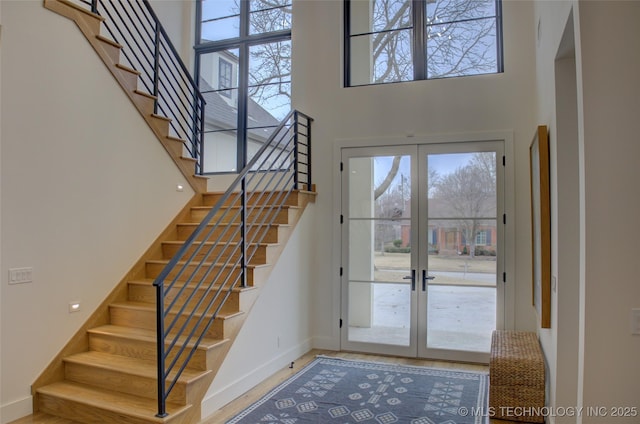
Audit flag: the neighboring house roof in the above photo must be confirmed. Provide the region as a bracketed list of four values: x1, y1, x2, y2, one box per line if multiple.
[199, 77, 282, 142]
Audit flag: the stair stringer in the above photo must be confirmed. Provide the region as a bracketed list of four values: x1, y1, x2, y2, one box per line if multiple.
[42, 0, 208, 193]
[30, 190, 316, 423]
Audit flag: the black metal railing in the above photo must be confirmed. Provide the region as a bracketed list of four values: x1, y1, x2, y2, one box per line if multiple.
[153, 110, 312, 417]
[74, 0, 206, 172]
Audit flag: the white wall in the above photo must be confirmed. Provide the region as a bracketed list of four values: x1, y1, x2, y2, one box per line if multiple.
[292, 0, 539, 350]
[0, 2, 194, 422]
[201, 206, 316, 417]
[0, 4, 4, 422]
[150, 0, 195, 69]
[533, 1, 577, 420]
[578, 2, 640, 421]
[534, 1, 640, 422]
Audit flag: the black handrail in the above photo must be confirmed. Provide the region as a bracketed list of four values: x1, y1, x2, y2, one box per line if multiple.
[153, 110, 312, 417]
[78, 0, 206, 172]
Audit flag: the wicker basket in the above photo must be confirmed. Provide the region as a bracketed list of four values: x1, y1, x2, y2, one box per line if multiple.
[489, 330, 545, 423]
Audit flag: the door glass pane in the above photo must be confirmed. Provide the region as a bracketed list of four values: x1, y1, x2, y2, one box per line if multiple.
[347, 155, 412, 346]
[425, 152, 497, 353]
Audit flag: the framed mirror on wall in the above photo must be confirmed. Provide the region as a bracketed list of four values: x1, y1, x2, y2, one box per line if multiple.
[530, 125, 551, 328]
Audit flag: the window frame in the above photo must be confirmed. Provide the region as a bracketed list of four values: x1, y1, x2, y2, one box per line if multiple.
[195, 0, 292, 174]
[343, 0, 504, 87]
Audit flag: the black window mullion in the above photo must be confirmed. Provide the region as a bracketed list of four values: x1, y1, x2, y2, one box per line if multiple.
[238, 0, 250, 170]
[412, 0, 426, 80]
[195, 0, 203, 45]
[343, 0, 351, 87]
[495, 0, 504, 72]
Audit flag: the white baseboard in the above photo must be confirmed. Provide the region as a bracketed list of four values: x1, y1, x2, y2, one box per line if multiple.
[1, 395, 33, 424]
[200, 338, 313, 419]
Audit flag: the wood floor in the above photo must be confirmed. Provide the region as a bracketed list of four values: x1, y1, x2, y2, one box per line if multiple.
[12, 349, 517, 424]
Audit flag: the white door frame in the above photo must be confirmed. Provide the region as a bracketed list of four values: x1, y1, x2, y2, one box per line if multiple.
[333, 132, 515, 362]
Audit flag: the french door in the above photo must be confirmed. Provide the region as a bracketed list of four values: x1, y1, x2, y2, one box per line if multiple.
[340, 141, 504, 363]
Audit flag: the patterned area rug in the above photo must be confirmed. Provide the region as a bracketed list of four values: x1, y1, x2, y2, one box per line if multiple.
[226, 356, 488, 424]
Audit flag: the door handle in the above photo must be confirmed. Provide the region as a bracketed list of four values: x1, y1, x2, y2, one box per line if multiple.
[422, 270, 435, 291]
[403, 269, 416, 291]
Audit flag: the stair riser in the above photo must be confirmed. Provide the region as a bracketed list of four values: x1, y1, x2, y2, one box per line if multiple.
[145, 262, 263, 286]
[131, 91, 155, 115]
[88, 332, 210, 371]
[64, 361, 188, 404]
[190, 206, 292, 225]
[116, 67, 139, 93]
[109, 305, 229, 339]
[128, 283, 241, 315]
[176, 224, 280, 243]
[38, 393, 159, 424]
[161, 243, 271, 265]
[202, 191, 300, 207]
[163, 138, 185, 158]
[96, 38, 121, 65]
[148, 115, 170, 137]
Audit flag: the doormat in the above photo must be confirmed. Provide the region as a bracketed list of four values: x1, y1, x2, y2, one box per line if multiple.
[226, 356, 488, 423]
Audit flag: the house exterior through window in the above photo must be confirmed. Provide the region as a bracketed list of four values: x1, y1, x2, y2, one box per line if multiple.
[195, 0, 292, 173]
[344, 0, 504, 86]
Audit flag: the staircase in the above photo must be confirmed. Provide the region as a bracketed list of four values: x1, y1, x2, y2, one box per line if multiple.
[33, 189, 315, 423]
[32, 1, 316, 423]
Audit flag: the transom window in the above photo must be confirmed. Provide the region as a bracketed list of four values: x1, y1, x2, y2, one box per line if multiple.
[196, 0, 292, 173]
[344, 0, 503, 86]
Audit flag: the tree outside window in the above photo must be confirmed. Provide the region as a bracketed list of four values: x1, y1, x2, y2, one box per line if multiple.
[196, 0, 292, 173]
[345, 0, 503, 86]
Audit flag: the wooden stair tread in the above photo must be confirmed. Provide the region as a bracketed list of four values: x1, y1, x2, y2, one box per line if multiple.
[191, 204, 298, 211]
[115, 63, 141, 75]
[37, 381, 189, 421]
[151, 113, 171, 122]
[88, 324, 228, 351]
[128, 278, 258, 293]
[134, 89, 157, 100]
[161, 240, 279, 248]
[55, 0, 104, 21]
[177, 221, 290, 227]
[95, 34, 122, 49]
[145, 259, 271, 270]
[64, 351, 208, 383]
[110, 300, 245, 320]
[166, 135, 185, 143]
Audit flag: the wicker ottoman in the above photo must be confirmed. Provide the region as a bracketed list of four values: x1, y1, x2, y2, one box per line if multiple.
[489, 330, 545, 423]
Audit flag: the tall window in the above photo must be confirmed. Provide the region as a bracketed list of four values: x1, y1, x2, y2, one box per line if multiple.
[196, 0, 292, 173]
[345, 0, 503, 86]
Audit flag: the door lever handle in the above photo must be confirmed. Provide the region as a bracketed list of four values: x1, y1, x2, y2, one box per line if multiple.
[422, 270, 435, 291]
[403, 270, 416, 291]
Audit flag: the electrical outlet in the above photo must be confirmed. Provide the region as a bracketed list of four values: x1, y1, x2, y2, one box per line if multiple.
[9, 267, 33, 284]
